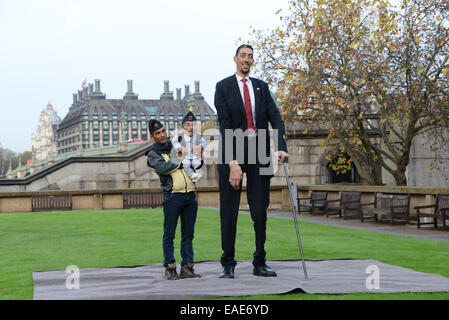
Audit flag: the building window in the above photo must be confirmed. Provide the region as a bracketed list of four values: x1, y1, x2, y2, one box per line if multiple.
[145, 106, 158, 115]
[93, 112, 98, 120]
[103, 131, 109, 144]
[159, 112, 165, 121]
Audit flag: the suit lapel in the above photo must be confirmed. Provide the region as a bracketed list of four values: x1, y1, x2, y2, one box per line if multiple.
[251, 77, 261, 128]
[229, 75, 246, 117]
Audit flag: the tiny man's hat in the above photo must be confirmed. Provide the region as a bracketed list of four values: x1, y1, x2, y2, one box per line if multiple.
[148, 119, 163, 134]
[182, 110, 196, 124]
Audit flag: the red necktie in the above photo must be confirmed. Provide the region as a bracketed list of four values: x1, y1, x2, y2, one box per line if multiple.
[241, 79, 255, 131]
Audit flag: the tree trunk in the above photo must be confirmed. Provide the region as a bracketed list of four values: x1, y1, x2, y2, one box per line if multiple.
[393, 170, 407, 186]
[393, 156, 409, 186]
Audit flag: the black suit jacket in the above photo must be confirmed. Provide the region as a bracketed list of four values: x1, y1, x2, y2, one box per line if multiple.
[214, 75, 287, 173]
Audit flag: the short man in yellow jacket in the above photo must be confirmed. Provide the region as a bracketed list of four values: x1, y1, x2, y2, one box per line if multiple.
[147, 119, 200, 280]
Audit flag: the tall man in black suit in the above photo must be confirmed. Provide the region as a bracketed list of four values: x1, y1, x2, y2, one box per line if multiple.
[214, 44, 289, 278]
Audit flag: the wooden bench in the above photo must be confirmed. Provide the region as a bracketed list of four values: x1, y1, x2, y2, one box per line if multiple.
[297, 191, 328, 215]
[325, 191, 362, 219]
[31, 194, 73, 212]
[360, 193, 410, 225]
[414, 194, 449, 231]
[123, 192, 164, 209]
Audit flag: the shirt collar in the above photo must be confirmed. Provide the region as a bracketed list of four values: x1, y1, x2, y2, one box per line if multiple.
[235, 73, 250, 83]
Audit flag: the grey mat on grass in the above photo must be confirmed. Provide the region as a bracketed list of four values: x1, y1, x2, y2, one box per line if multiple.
[33, 259, 449, 300]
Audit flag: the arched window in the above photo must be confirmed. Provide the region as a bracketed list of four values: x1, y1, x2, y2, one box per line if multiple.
[326, 153, 360, 184]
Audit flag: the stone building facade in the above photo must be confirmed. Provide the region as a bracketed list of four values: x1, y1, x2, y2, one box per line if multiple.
[56, 79, 216, 155]
[31, 102, 61, 161]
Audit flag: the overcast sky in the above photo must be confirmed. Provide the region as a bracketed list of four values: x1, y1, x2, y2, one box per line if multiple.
[0, 0, 289, 153]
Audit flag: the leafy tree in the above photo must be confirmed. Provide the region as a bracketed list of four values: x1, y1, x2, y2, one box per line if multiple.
[249, 0, 449, 185]
[0, 142, 32, 177]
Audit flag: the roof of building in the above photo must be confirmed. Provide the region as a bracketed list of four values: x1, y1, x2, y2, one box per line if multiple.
[58, 80, 216, 131]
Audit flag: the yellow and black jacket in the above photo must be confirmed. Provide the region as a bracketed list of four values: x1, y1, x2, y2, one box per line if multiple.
[147, 142, 195, 194]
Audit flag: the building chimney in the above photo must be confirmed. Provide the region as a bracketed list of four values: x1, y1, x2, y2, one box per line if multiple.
[184, 84, 190, 98]
[83, 86, 89, 99]
[194, 81, 200, 94]
[78, 89, 83, 101]
[73, 93, 78, 105]
[88, 83, 94, 96]
[193, 80, 204, 100]
[160, 80, 174, 100]
[94, 79, 101, 93]
[91, 79, 106, 99]
[176, 88, 182, 100]
[124, 79, 138, 99]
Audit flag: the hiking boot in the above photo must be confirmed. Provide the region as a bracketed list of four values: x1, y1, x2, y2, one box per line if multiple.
[165, 263, 179, 280]
[180, 263, 201, 279]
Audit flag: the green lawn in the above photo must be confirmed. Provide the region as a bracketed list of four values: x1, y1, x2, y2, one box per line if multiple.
[0, 208, 448, 300]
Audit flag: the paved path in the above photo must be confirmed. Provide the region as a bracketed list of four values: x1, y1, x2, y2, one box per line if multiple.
[202, 207, 449, 243]
[265, 210, 449, 243]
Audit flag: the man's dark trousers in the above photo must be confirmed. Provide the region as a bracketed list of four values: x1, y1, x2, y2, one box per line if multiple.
[219, 164, 270, 268]
[162, 192, 198, 267]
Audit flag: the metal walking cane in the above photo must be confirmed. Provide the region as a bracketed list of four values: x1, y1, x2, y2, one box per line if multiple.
[283, 162, 309, 280]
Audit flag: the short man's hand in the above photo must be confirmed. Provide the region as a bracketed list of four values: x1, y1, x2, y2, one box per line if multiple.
[275, 151, 289, 163]
[228, 160, 242, 190]
[178, 146, 187, 161]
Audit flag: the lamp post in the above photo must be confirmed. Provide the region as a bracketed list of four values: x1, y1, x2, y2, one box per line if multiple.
[118, 111, 128, 153]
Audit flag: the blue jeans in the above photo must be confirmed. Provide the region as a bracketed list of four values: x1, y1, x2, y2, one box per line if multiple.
[162, 192, 198, 267]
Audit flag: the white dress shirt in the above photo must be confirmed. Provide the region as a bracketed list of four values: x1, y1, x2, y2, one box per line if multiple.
[235, 73, 256, 128]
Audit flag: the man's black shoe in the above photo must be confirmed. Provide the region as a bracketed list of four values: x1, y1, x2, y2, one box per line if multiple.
[219, 265, 235, 278]
[253, 265, 277, 277]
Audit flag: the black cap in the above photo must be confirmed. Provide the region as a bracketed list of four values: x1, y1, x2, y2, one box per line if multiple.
[148, 119, 163, 134]
[182, 111, 196, 124]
